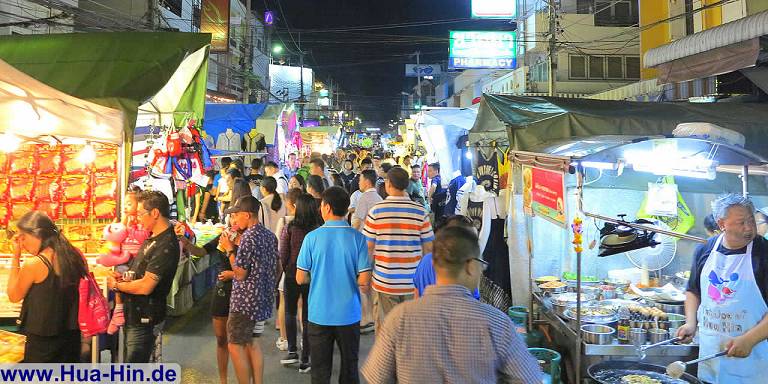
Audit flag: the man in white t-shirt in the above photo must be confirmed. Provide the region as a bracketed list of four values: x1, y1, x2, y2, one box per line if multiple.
[351, 169, 382, 334]
[264, 161, 289, 195]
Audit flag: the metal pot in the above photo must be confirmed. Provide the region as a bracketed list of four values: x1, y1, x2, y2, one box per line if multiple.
[649, 328, 669, 344]
[630, 328, 648, 346]
[581, 324, 615, 345]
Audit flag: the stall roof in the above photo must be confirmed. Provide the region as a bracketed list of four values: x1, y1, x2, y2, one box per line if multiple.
[0, 59, 124, 143]
[471, 94, 768, 158]
[203, 103, 268, 139]
[0, 32, 211, 138]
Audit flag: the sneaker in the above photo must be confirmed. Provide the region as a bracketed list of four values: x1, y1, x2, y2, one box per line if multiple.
[252, 321, 265, 338]
[360, 322, 374, 334]
[107, 310, 125, 335]
[276, 337, 288, 351]
[298, 363, 311, 373]
[280, 352, 299, 365]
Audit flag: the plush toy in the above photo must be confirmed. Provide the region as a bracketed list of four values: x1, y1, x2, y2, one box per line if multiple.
[121, 227, 151, 260]
[97, 223, 129, 267]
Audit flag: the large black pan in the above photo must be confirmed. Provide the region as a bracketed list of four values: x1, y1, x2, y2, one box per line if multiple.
[588, 360, 701, 384]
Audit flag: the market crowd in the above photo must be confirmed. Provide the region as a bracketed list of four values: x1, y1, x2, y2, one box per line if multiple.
[5, 147, 542, 384]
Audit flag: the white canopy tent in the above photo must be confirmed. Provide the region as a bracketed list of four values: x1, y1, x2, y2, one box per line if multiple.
[0, 58, 124, 143]
[415, 107, 478, 183]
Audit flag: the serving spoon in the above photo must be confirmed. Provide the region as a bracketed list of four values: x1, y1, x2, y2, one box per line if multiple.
[666, 350, 728, 379]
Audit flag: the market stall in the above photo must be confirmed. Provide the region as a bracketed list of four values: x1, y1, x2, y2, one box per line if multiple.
[470, 95, 768, 383]
[299, 125, 342, 155]
[0, 57, 127, 362]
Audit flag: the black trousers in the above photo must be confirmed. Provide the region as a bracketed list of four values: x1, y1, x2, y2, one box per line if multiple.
[284, 273, 310, 363]
[308, 322, 360, 384]
[24, 330, 81, 363]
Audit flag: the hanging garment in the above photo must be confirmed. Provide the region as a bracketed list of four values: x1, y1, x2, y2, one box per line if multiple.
[498, 148, 511, 190]
[482, 217, 511, 300]
[243, 130, 266, 164]
[444, 174, 466, 217]
[466, 184, 496, 233]
[456, 177, 476, 216]
[475, 150, 500, 195]
[696, 234, 768, 384]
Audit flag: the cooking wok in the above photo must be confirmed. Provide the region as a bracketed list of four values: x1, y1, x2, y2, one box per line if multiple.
[588, 360, 701, 384]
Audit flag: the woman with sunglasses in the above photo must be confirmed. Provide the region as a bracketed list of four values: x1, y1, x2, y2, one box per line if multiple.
[7, 211, 88, 362]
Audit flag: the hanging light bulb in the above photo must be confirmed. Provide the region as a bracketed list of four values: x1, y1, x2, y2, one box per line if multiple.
[78, 142, 96, 164]
[0, 132, 22, 153]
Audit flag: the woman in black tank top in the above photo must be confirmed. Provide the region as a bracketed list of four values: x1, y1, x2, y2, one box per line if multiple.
[7, 211, 88, 362]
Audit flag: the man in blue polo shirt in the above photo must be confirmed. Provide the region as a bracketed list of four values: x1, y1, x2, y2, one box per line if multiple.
[296, 186, 372, 384]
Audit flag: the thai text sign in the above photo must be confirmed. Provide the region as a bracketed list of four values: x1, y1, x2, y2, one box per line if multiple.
[522, 165, 566, 227]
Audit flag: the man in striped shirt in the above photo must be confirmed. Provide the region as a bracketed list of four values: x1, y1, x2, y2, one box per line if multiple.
[363, 167, 434, 334]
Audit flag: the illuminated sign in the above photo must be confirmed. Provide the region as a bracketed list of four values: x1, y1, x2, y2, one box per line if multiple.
[471, 0, 516, 19]
[264, 11, 275, 26]
[201, 0, 230, 53]
[449, 30, 516, 69]
[405, 64, 442, 77]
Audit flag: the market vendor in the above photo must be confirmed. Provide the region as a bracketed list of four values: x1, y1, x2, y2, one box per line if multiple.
[677, 194, 768, 383]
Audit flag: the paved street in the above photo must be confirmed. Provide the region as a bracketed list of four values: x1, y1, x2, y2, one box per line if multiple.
[163, 293, 375, 383]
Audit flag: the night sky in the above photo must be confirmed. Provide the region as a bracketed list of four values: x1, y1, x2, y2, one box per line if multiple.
[258, 0, 512, 125]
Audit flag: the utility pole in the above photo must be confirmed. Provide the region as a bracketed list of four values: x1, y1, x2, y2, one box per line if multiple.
[243, 0, 252, 103]
[415, 50, 421, 107]
[547, 0, 557, 96]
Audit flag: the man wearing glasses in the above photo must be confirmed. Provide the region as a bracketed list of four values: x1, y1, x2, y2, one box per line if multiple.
[362, 226, 542, 384]
[107, 191, 180, 363]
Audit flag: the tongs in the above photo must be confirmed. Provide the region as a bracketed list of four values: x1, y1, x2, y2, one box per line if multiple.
[666, 350, 728, 379]
[640, 337, 682, 352]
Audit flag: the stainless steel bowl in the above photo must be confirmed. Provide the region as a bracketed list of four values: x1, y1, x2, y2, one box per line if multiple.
[652, 300, 685, 315]
[630, 328, 647, 346]
[667, 313, 686, 329]
[538, 284, 567, 295]
[581, 324, 615, 345]
[550, 293, 596, 317]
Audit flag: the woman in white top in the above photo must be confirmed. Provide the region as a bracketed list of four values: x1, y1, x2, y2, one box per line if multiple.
[259, 176, 287, 235]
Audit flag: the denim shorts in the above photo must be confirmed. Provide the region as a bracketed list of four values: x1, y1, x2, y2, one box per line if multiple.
[227, 312, 255, 345]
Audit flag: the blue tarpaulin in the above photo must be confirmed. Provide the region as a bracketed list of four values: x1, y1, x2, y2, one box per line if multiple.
[203, 103, 267, 139]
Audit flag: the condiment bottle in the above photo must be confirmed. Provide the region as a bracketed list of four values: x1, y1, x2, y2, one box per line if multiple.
[617, 307, 631, 344]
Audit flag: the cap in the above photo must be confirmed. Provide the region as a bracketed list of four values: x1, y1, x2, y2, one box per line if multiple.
[224, 196, 261, 215]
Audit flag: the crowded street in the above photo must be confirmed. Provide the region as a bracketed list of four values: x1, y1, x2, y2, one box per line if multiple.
[2, 1, 768, 384]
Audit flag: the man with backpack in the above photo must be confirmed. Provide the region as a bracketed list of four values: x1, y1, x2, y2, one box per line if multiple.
[107, 191, 180, 363]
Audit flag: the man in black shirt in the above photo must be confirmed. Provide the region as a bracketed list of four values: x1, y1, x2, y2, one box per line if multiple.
[679, 194, 768, 383]
[108, 191, 180, 363]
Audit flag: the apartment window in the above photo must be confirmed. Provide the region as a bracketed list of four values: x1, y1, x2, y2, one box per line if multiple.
[161, 0, 183, 17]
[589, 56, 605, 79]
[192, 4, 201, 29]
[625, 56, 640, 79]
[576, 0, 594, 14]
[595, 0, 638, 27]
[570, 55, 587, 78]
[606, 56, 624, 78]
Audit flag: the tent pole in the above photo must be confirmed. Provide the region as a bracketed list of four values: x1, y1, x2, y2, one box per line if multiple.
[742, 165, 749, 197]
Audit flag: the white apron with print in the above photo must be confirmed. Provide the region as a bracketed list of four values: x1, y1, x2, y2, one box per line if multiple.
[697, 234, 768, 383]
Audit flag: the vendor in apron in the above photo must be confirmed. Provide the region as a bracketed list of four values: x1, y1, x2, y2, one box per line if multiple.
[677, 194, 768, 383]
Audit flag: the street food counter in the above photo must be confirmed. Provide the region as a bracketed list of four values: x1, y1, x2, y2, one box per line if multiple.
[506, 135, 768, 383]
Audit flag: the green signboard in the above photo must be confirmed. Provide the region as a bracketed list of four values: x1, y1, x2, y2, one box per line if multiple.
[449, 30, 517, 69]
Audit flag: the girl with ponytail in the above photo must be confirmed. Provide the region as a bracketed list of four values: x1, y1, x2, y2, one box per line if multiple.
[259, 176, 286, 236]
[7, 211, 87, 362]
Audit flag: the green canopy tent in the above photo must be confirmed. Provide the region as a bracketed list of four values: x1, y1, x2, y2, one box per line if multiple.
[0, 32, 211, 144]
[471, 94, 768, 158]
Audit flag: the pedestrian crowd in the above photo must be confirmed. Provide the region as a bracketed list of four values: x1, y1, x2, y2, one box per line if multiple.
[7, 147, 541, 384]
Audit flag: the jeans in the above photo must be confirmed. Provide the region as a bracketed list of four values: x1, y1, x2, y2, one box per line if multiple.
[308, 322, 360, 384]
[124, 322, 163, 363]
[284, 274, 310, 363]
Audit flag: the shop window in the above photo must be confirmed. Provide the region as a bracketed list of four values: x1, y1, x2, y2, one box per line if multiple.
[625, 56, 640, 79]
[161, 0, 182, 17]
[589, 56, 605, 79]
[606, 56, 624, 78]
[570, 55, 587, 79]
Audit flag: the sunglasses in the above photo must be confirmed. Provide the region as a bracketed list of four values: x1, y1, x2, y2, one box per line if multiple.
[469, 257, 489, 271]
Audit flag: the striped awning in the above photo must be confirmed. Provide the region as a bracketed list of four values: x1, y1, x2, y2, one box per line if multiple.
[644, 10, 768, 83]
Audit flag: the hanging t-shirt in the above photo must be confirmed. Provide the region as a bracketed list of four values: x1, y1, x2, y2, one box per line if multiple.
[444, 174, 466, 218]
[498, 148, 511, 190]
[475, 150, 500, 195]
